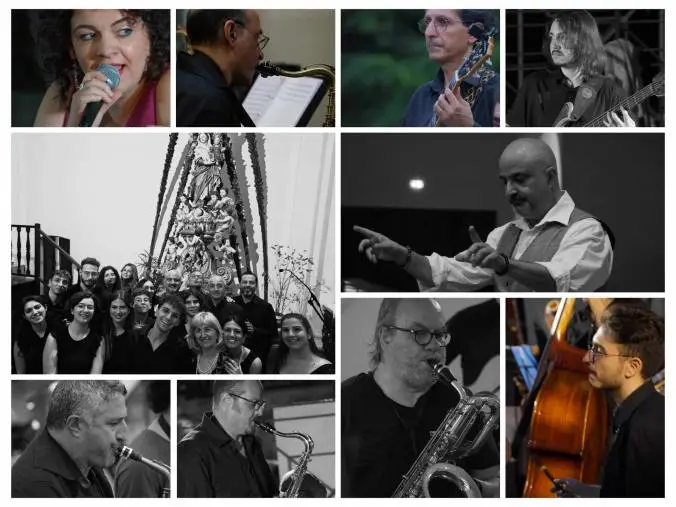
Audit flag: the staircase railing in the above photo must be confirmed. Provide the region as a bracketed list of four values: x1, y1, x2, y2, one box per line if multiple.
[11, 223, 79, 292]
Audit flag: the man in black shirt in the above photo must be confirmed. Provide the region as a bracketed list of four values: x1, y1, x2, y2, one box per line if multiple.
[132, 295, 192, 374]
[507, 10, 633, 127]
[65, 257, 100, 302]
[12, 380, 127, 497]
[45, 269, 71, 327]
[176, 10, 266, 127]
[342, 298, 500, 497]
[234, 271, 278, 369]
[177, 380, 277, 497]
[553, 303, 665, 498]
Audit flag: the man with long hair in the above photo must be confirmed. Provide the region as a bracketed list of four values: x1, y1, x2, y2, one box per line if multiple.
[508, 10, 634, 127]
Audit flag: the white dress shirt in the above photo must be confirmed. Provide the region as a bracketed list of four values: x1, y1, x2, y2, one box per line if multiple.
[420, 192, 613, 292]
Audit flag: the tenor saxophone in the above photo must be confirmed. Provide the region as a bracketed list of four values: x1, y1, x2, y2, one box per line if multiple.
[256, 61, 335, 127]
[117, 445, 171, 498]
[255, 421, 331, 498]
[392, 359, 500, 498]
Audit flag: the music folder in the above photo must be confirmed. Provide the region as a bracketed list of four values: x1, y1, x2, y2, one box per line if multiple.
[243, 65, 329, 127]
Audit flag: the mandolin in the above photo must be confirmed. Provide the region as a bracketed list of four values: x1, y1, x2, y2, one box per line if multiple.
[553, 72, 664, 127]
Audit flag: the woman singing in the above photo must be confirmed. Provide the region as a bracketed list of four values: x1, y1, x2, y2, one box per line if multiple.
[30, 9, 170, 127]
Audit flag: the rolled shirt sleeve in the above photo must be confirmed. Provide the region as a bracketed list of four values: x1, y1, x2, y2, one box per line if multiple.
[418, 228, 504, 292]
[534, 218, 613, 292]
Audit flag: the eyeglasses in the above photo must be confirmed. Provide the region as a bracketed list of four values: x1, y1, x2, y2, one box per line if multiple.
[587, 343, 635, 364]
[229, 392, 266, 412]
[417, 16, 458, 34]
[234, 20, 270, 50]
[382, 325, 451, 347]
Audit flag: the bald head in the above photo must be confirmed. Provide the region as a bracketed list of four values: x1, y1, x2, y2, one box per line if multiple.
[207, 274, 227, 301]
[498, 138, 563, 224]
[499, 138, 558, 175]
[163, 270, 182, 294]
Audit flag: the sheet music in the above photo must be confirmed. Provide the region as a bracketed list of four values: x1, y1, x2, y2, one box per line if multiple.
[243, 75, 324, 127]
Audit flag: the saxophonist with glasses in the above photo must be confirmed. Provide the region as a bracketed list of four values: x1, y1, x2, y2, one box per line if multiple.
[342, 298, 499, 498]
[176, 9, 267, 127]
[177, 380, 277, 497]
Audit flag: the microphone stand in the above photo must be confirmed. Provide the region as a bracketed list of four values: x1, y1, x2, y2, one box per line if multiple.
[279, 269, 325, 324]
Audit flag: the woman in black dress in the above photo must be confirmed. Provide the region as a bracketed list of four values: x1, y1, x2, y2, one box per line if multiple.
[269, 313, 334, 374]
[13, 296, 51, 374]
[101, 289, 135, 373]
[42, 291, 104, 374]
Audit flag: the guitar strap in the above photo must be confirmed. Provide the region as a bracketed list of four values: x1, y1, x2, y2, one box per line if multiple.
[553, 75, 605, 125]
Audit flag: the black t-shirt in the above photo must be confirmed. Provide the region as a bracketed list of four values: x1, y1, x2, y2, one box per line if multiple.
[600, 381, 664, 497]
[342, 372, 499, 497]
[507, 70, 626, 127]
[51, 322, 102, 374]
[14, 321, 50, 374]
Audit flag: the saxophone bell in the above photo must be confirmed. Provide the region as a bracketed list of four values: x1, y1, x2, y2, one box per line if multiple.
[255, 420, 333, 498]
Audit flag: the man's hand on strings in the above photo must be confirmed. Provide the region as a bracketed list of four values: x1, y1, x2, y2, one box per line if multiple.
[435, 88, 474, 127]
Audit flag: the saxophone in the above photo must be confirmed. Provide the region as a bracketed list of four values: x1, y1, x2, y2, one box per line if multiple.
[256, 61, 335, 127]
[116, 445, 171, 498]
[255, 421, 331, 498]
[392, 359, 500, 498]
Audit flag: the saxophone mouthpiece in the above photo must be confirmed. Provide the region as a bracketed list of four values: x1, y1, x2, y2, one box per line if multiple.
[426, 359, 457, 386]
[255, 420, 275, 432]
[116, 444, 142, 462]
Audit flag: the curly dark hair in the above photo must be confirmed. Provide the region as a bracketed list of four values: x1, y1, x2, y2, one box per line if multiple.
[29, 9, 170, 104]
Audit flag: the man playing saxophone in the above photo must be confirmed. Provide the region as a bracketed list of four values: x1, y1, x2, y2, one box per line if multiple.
[342, 298, 499, 497]
[115, 381, 171, 498]
[176, 10, 266, 127]
[177, 380, 277, 497]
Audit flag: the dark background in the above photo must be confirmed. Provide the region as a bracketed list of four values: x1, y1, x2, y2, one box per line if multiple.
[342, 133, 664, 292]
[505, 10, 665, 126]
[12, 10, 45, 127]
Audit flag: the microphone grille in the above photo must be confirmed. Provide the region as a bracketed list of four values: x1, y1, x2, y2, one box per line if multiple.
[97, 64, 121, 90]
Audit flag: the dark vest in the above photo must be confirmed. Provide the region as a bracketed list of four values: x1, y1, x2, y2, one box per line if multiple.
[495, 208, 614, 292]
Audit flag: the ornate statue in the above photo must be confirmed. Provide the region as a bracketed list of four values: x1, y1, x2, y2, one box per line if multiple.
[188, 134, 225, 204]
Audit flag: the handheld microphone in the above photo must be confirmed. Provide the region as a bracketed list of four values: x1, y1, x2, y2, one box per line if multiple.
[78, 64, 121, 127]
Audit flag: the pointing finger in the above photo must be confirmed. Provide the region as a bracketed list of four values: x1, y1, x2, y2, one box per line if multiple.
[468, 225, 482, 244]
[353, 225, 379, 239]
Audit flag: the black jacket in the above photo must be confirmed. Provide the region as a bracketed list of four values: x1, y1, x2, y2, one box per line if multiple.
[176, 50, 253, 127]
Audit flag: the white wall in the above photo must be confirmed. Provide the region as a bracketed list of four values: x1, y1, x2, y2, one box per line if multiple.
[11, 132, 335, 310]
[341, 297, 499, 393]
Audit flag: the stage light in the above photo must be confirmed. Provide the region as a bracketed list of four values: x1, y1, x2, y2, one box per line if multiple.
[409, 178, 424, 191]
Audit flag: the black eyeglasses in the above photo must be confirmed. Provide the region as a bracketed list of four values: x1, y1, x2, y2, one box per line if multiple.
[229, 392, 266, 412]
[382, 325, 451, 347]
[587, 343, 635, 364]
[234, 20, 270, 50]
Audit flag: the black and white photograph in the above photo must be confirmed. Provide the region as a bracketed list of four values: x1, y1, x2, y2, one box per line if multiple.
[342, 132, 664, 293]
[505, 10, 665, 127]
[506, 298, 664, 498]
[12, 380, 171, 498]
[177, 379, 335, 497]
[11, 132, 335, 375]
[341, 297, 500, 497]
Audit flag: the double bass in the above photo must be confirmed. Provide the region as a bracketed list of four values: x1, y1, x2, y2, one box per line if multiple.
[516, 298, 612, 498]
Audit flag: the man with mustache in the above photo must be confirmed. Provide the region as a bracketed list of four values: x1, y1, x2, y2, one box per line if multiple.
[234, 271, 278, 370]
[12, 380, 128, 498]
[342, 298, 499, 497]
[552, 302, 664, 497]
[508, 10, 633, 127]
[178, 380, 276, 497]
[177, 10, 266, 127]
[354, 137, 613, 292]
[403, 9, 499, 128]
[65, 257, 102, 301]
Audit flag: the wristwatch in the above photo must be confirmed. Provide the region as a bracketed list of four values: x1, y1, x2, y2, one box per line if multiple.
[400, 246, 413, 268]
[495, 253, 510, 276]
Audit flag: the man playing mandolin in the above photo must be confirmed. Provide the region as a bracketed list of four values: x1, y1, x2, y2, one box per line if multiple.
[403, 9, 499, 127]
[507, 10, 637, 127]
